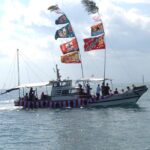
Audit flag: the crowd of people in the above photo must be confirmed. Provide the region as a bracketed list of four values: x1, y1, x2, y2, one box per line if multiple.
[24, 87, 47, 101]
[78, 82, 136, 100]
[23, 83, 135, 101]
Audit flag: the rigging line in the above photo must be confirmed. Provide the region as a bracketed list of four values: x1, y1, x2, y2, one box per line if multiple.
[19, 52, 50, 82]
[19, 51, 51, 80]
[20, 51, 51, 79]
[49, 49, 59, 72]
[7, 55, 17, 88]
[1, 52, 17, 89]
[20, 54, 45, 82]
[11, 55, 18, 87]
[19, 55, 31, 83]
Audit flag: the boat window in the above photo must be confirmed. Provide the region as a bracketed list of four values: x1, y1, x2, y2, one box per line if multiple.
[61, 82, 67, 86]
[62, 90, 69, 95]
[55, 90, 61, 95]
[71, 88, 78, 94]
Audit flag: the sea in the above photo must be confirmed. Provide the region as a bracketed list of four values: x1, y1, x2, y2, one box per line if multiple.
[0, 84, 150, 150]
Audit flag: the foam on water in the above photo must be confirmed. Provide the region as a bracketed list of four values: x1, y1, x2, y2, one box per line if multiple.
[0, 99, 18, 111]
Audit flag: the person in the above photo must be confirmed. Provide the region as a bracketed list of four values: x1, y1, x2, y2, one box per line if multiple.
[86, 84, 91, 98]
[114, 88, 119, 94]
[126, 86, 131, 91]
[132, 84, 135, 90]
[96, 84, 101, 99]
[24, 93, 29, 101]
[101, 82, 105, 96]
[29, 87, 34, 101]
[78, 84, 83, 95]
[105, 83, 110, 95]
[121, 89, 124, 93]
[41, 92, 45, 100]
[109, 90, 113, 95]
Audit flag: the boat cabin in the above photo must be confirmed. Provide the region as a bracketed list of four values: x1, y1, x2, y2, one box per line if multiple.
[50, 80, 80, 101]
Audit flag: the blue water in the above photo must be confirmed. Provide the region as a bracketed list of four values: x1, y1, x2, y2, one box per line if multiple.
[0, 85, 150, 150]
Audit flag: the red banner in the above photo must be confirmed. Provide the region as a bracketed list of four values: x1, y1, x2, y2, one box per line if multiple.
[61, 51, 81, 63]
[84, 35, 105, 51]
[60, 38, 79, 54]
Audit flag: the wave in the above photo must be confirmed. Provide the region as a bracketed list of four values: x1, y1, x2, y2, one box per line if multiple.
[0, 99, 17, 111]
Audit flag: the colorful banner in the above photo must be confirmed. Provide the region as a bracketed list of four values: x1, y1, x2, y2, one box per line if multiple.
[60, 38, 79, 54]
[55, 14, 69, 24]
[55, 23, 75, 40]
[61, 51, 81, 63]
[91, 23, 104, 36]
[84, 35, 105, 51]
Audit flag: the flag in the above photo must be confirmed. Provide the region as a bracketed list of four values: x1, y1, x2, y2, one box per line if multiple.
[91, 22, 104, 36]
[60, 38, 79, 54]
[61, 51, 81, 63]
[55, 14, 69, 24]
[55, 23, 75, 40]
[84, 35, 105, 51]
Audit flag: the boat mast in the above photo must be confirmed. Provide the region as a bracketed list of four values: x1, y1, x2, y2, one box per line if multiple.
[103, 47, 106, 85]
[78, 43, 84, 78]
[97, 11, 106, 85]
[17, 49, 20, 98]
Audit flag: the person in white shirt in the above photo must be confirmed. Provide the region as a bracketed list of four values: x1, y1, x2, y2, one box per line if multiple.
[96, 84, 101, 99]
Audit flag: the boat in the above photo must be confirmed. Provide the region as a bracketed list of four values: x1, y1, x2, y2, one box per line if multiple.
[8, 64, 148, 109]
[13, 80, 147, 109]
[1, 4, 148, 109]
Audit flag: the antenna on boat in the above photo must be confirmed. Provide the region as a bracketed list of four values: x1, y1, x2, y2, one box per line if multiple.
[56, 64, 61, 81]
[17, 49, 20, 98]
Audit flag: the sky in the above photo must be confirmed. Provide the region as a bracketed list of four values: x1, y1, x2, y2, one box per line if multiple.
[0, 0, 150, 88]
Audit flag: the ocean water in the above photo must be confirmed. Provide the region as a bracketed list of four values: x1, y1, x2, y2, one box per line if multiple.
[0, 85, 150, 150]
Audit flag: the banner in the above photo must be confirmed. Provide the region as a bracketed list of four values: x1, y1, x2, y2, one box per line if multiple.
[55, 14, 69, 24]
[55, 23, 75, 40]
[84, 35, 105, 51]
[61, 51, 81, 63]
[60, 38, 79, 54]
[91, 22, 104, 36]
